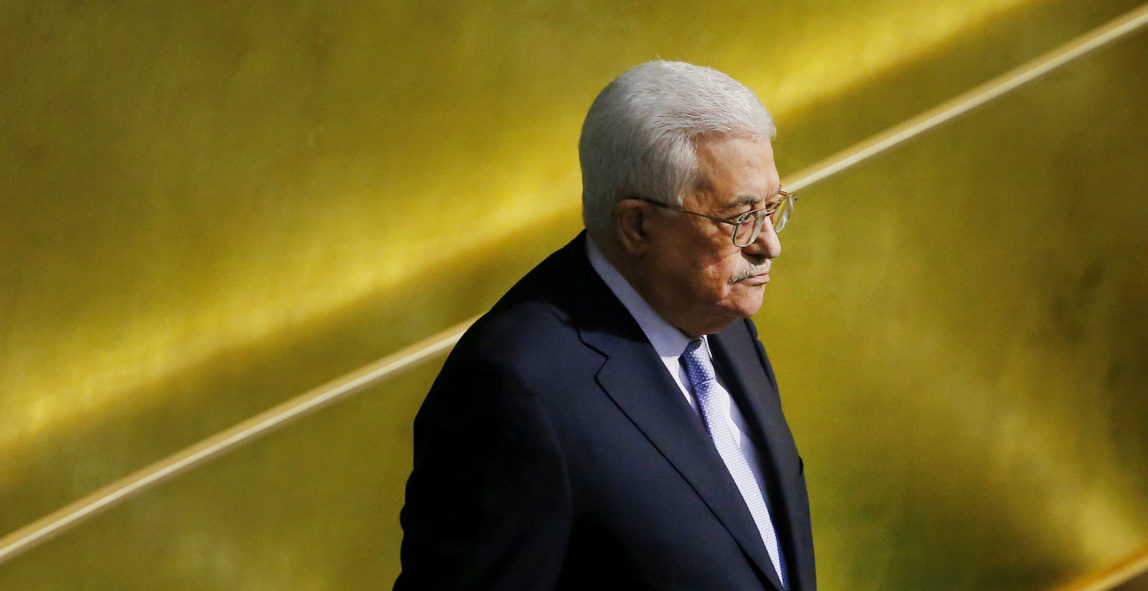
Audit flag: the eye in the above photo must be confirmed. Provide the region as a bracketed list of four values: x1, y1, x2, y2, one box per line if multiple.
[733, 210, 756, 224]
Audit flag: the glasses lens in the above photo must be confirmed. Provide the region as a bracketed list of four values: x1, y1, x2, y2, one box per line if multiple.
[732, 211, 765, 247]
[772, 193, 795, 233]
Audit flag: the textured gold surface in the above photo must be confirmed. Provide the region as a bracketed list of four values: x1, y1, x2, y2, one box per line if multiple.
[1, 0, 1146, 588]
[0, 0, 1038, 461]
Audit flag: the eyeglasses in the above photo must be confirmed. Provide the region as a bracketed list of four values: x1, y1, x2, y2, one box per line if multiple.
[632, 189, 797, 248]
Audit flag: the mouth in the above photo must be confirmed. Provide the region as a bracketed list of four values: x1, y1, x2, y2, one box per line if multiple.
[730, 265, 771, 285]
[743, 271, 770, 286]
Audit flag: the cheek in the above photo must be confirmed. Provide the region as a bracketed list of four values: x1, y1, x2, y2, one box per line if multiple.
[698, 255, 741, 297]
[653, 230, 745, 300]
[707, 253, 767, 310]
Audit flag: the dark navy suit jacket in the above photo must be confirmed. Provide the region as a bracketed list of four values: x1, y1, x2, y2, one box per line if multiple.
[396, 233, 815, 590]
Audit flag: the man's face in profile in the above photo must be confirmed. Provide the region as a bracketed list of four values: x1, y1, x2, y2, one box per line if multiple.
[639, 135, 783, 336]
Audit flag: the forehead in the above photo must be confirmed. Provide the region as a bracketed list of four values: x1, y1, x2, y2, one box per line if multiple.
[690, 135, 780, 208]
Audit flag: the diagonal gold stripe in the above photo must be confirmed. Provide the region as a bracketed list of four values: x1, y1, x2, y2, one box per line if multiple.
[785, 1, 1148, 192]
[0, 318, 475, 564]
[1, 0, 1147, 571]
[1051, 547, 1148, 591]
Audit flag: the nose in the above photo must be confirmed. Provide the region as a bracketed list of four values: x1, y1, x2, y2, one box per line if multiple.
[747, 218, 782, 259]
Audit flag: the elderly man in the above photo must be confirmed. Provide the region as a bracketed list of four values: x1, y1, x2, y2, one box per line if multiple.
[396, 60, 815, 590]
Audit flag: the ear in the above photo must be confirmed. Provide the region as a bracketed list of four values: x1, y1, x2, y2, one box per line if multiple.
[613, 199, 650, 256]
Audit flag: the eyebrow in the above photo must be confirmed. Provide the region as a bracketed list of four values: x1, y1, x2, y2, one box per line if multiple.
[725, 192, 780, 211]
[725, 194, 762, 210]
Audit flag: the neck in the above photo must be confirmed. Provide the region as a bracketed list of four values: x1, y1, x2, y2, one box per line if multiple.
[588, 231, 708, 338]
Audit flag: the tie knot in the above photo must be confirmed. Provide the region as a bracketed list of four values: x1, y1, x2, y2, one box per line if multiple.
[682, 338, 716, 387]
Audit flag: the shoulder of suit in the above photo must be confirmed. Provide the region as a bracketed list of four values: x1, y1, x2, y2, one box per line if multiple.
[452, 236, 601, 358]
[477, 296, 571, 342]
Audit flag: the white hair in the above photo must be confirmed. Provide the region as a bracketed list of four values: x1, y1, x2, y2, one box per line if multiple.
[579, 60, 777, 232]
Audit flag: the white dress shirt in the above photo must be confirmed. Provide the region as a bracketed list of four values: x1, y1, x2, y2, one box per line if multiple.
[585, 236, 770, 497]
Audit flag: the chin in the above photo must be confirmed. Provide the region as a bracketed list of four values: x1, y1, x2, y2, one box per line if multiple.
[735, 303, 764, 322]
[698, 304, 761, 334]
[724, 291, 765, 319]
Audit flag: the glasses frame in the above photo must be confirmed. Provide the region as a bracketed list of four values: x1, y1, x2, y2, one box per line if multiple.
[631, 189, 796, 248]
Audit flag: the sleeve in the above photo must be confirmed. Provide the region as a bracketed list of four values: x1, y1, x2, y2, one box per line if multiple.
[394, 354, 571, 590]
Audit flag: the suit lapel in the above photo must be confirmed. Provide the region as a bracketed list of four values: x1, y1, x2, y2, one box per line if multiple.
[711, 325, 804, 590]
[553, 235, 783, 588]
[590, 337, 785, 589]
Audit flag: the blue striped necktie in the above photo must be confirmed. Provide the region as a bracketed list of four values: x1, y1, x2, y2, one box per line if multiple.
[682, 337, 787, 588]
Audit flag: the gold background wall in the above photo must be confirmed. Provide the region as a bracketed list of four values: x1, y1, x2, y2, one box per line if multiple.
[1, 0, 1146, 588]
